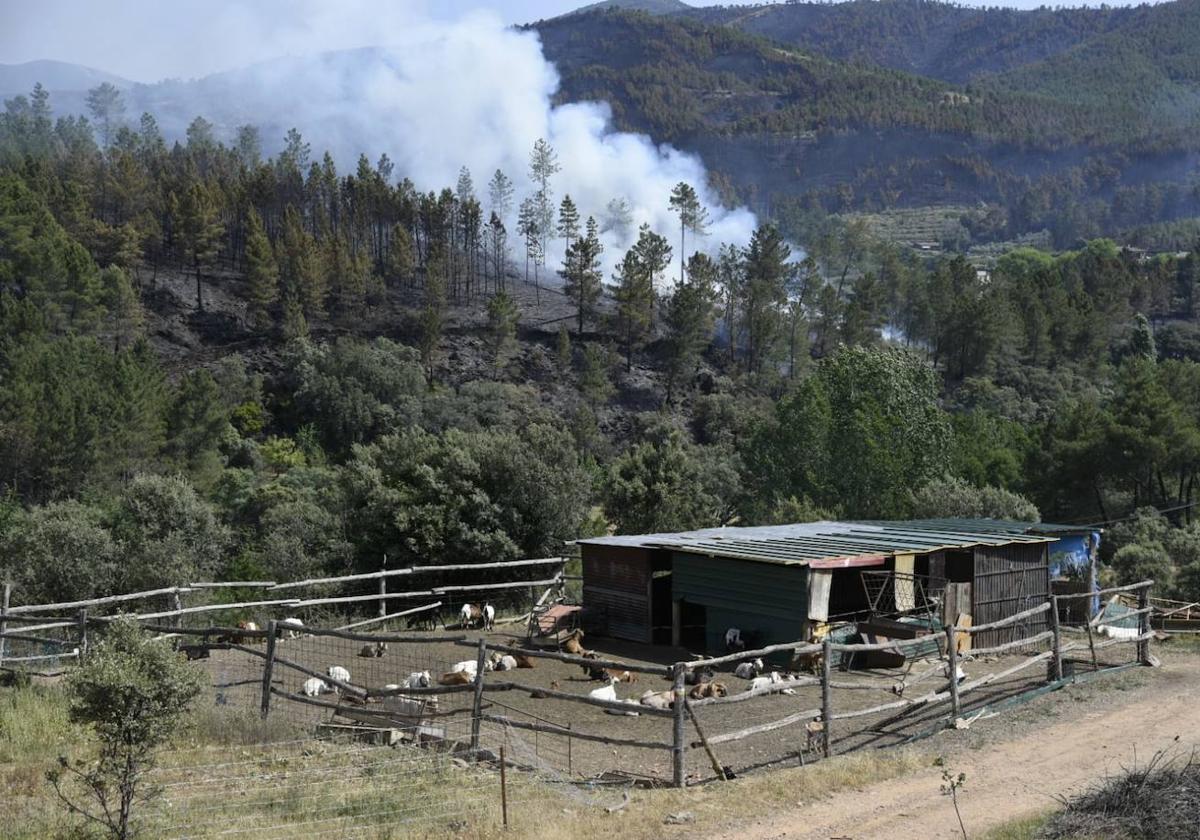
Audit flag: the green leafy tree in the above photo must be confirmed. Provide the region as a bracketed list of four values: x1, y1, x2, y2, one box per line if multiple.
[165, 369, 228, 478]
[603, 427, 741, 533]
[750, 347, 951, 518]
[0, 500, 118, 603]
[578, 342, 615, 408]
[910, 476, 1040, 521]
[48, 618, 203, 840]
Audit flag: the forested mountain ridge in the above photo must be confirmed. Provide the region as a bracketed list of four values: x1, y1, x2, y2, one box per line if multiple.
[679, 0, 1138, 85]
[533, 8, 1200, 244]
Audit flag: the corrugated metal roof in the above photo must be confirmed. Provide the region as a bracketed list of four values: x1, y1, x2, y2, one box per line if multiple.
[578, 518, 1058, 567]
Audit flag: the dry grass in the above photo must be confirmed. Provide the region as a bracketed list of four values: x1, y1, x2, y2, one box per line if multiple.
[0, 680, 930, 840]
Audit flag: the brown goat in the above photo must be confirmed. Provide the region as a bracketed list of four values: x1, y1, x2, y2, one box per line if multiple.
[560, 629, 587, 656]
[437, 670, 474, 686]
[512, 653, 535, 669]
[688, 681, 728, 700]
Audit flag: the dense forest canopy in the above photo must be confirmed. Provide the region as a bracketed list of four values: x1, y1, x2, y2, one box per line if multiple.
[3, 5, 1200, 609]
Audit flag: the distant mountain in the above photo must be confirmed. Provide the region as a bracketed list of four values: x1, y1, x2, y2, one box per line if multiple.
[566, 0, 692, 16]
[0, 60, 131, 96]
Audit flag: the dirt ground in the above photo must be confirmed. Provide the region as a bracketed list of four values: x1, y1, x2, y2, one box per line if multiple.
[194, 625, 1129, 787]
[707, 642, 1200, 840]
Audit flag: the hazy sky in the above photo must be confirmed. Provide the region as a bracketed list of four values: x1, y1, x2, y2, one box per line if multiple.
[0, 0, 1164, 83]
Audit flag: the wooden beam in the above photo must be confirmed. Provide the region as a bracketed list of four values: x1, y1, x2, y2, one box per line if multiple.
[480, 714, 669, 751]
[334, 602, 443, 631]
[703, 707, 823, 747]
[473, 641, 671, 677]
[7, 586, 192, 614]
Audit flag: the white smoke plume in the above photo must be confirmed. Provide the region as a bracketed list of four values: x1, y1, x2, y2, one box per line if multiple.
[147, 8, 759, 280]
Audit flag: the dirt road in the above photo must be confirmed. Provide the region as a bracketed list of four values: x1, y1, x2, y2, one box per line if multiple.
[715, 668, 1200, 840]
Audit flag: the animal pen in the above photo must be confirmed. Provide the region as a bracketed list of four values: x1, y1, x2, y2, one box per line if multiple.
[0, 554, 1162, 837]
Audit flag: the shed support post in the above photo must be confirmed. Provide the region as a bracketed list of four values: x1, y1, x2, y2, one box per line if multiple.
[260, 620, 278, 719]
[671, 600, 681, 648]
[946, 624, 961, 724]
[470, 637, 487, 756]
[1049, 595, 1064, 682]
[1137, 585, 1151, 666]
[821, 637, 833, 759]
[671, 662, 687, 787]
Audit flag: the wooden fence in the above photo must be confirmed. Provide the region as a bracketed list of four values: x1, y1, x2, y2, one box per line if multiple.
[1, 577, 1156, 789]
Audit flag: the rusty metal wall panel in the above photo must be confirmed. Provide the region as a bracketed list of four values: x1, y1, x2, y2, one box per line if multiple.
[581, 546, 652, 643]
[972, 543, 1049, 648]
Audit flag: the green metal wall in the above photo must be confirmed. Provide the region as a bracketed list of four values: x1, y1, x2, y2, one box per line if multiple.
[671, 552, 808, 653]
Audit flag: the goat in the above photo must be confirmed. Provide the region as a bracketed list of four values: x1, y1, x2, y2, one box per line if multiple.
[218, 620, 260, 645]
[588, 676, 620, 703]
[493, 654, 518, 672]
[606, 669, 638, 683]
[482, 603, 495, 631]
[460, 603, 484, 629]
[358, 642, 388, 658]
[804, 717, 825, 752]
[943, 661, 967, 683]
[280, 617, 305, 639]
[438, 670, 474, 686]
[639, 689, 675, 710]
[684, 666, 715, 686]
[560, 629, 587, 656]
[327, 665, 351, 685]
[512, 653, 535, 669]
[302, 677, 332, 697]
[450, 659, 479, 676]
[734, 658, 764, 680]
[403, 670, 432, 689]
[529, 680, 561, 699]
[689, 681, 728, 700]
[724, 627, 745, 653]
[749, 671, 796, 695]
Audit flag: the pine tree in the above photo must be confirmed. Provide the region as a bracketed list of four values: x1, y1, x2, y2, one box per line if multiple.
[528, 138, 560, 293]
[668, 182, 709, 283]
[613, 248, 654, 372]
[556, 324, 572, 374]
[743, 224, 791, 374]
[663, 252, 718, 402]
[419, 254, 447, 384]
[279, 205, 325, 319]
[281, 294, 308, 341]
[560, 216, 603, 338]
[178, 182, 223, 311]
[101, 266, 144, 353]
[486, 290, 520, 370]
[384, 224, 415, 288]
[86, 82, 125, 147]
[244, 208, 278, 330]
[578, 343, 615, 409]
[558, 194, 581, 250]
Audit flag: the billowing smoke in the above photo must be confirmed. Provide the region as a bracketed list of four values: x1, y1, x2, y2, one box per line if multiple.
[132, 9, 759, 281]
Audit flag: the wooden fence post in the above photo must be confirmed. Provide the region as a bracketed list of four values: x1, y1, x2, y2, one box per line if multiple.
[1137, 585, 1151, 666]
[171, 591, 183, 629]
[1049, 595, 1063, 682]
[0, 582, 10, 668]
[470, 637, 487, 755]
[260, 620, 278, 719]
[77, 609, 88, 660]
[499, 744, 509, 828]
[946, 624, 961, 724]
[821, 637, 833, 759]
[378, 555, 387, 618]
[671, 662, 687, 788]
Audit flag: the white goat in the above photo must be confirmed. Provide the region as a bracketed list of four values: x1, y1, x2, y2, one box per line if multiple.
[451, 659, 479, 676]
[588, 676, 620, 703]
[725, 627, 744, 652]
[280, 617, 305, 639]
[403, 670, 432, 689]
[734, 658, 764, 679]
[327, 665, 351, 685]
[493, 654, 518, 672]
[639, 689, 675, 710]
[482, 603, 495, 630]
[749, 671, 797, 695]
[943, 662, 967, 683]
[302, 677, 331, 697]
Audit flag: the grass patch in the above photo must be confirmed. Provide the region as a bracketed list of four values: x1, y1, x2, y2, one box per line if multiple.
[982, 812, 1052, 840]
[2, 679, 933, 840]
